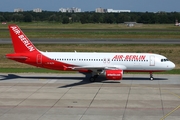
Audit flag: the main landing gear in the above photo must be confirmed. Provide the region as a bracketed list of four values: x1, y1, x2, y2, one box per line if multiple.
[89, 70, 103, 82]
[150, 72, 154, 81]
[89, 75, 99, 82]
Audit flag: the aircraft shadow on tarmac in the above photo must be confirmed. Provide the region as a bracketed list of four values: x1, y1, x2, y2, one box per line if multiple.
[0, 74, 168, 88]
[0, 74, 85, 81]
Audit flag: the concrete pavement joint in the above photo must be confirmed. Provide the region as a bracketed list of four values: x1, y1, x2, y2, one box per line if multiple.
[15, 78, 50, 106]
[128, 79, 180, 120]
[160, 105, 180, 120]
[122, 78, 132, 120]
[37, 84, 72, 120]
[0, 78, 25, 117]
[159, 80, 165, 117]
[139, 79, 180, 120]
[160, 89, 180, 120]
[79, 83, 103, 120]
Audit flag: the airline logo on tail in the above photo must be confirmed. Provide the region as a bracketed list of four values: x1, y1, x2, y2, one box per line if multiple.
[10, 26, 35, 52]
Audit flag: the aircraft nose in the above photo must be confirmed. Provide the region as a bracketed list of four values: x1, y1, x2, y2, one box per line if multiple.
[169, 62, 175, 69]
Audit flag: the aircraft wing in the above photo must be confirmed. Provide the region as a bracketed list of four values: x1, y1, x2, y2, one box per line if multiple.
[69, 65, 127, 71]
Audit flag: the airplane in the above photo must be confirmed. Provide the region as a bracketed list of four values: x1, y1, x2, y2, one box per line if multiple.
[6, 25, 175, 82]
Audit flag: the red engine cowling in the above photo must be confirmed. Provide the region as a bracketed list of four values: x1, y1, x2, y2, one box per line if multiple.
[105, 70, 123, 80]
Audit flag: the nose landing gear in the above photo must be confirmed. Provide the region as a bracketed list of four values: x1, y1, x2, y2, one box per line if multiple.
[150, 72, 154, 81]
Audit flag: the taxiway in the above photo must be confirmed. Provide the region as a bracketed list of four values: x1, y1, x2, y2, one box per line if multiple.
[0, 73, 179, 120]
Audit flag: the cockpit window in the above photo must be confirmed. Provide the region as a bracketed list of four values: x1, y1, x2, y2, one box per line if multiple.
[161, 59, 169, 62]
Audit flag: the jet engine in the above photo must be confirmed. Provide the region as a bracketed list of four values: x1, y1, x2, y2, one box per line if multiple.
[105, 70, 123, 80]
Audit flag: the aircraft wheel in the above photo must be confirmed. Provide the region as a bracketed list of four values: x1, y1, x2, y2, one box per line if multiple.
[89, 77, 95, 82]
[150, 72, 153, 81]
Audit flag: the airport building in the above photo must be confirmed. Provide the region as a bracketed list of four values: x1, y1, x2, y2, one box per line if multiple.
[33, 8, 42, 13]
[14, 8, 23, 12]
[124, 22, 137, 27]
[59, 7, 81, 13]
[105, 9, 131, 13]
[59, 8, 67, 12]
[95, 8, 130, 13]
[175, 19, 180, 26]
[95, 8, 105, 13]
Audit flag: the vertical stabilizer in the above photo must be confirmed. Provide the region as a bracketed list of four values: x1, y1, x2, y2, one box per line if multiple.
[9, 25, 38, 53]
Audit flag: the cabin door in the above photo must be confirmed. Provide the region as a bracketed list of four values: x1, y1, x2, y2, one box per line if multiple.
[37, 54, 42, 64]
[150, 55, 155, 66]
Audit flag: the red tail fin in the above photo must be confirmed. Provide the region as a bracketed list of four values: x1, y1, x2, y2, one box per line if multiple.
[9, 25, 38, 53]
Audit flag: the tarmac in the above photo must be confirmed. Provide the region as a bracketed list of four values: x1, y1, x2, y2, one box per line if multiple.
[0, 73, 179, 120]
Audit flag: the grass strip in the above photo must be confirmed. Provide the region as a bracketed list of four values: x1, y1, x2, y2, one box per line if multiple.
[1, 23, 180, 39]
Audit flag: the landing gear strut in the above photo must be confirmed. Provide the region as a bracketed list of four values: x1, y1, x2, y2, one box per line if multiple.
[150, 72, 154, 81]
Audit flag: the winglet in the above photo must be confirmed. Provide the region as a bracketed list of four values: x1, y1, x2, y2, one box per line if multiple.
[8, 25, 38, 53]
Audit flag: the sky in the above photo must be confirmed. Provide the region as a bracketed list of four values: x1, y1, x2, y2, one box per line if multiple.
[1, 0, 180, 12]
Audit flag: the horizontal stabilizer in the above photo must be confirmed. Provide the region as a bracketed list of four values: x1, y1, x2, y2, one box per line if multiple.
[6, 56, 28, 60]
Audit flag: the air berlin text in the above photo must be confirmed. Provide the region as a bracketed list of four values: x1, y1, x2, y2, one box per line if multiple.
[112, 55, 146, 61]
[11, 26, 20, 35]
[11, 26, 35, 52]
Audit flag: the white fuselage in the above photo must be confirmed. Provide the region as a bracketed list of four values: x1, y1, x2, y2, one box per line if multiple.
[41, 52, 175, 72]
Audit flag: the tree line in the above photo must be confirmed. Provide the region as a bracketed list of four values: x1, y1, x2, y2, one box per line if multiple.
[0, 11, 180, 24]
